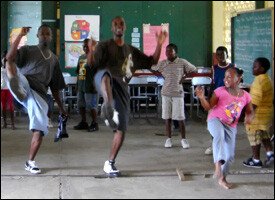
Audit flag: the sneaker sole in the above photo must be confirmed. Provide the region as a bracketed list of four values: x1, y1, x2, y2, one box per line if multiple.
[105, 172, 121, 177]
[25, 166, 41, 174]
[88, 128, 99, 132]
[243, 163, 262, 169]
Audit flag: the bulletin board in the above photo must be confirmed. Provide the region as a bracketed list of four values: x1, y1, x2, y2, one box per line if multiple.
[64, 15, 100, 41]
[64, 42, 84, 69]
[143, 23, 169, 61]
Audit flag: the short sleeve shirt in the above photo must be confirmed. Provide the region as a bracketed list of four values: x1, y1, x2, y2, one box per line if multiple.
[207, 86, 251, 127]
[151, 57, 196, 97]
[93, 39, 155, 107]
[16, 45, 65, 100]
[246, 74, 273, 132]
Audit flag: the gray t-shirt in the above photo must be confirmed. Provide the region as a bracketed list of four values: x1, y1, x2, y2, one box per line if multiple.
[16, 45, 65, 101]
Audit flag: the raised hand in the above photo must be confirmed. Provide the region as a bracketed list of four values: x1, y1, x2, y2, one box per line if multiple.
[156, 30, 168, 45]
[19, 27, 31, 37]
[195, 86, 205, 99]
[88, 37, 97, 52]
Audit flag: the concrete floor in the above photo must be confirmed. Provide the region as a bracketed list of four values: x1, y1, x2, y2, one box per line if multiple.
[1, 112, 274, 199]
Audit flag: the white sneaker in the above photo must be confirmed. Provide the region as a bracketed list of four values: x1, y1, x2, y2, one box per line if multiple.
[164, 138, 172, 148]
[181, 139, 190, 149]
[48, 118, 53, 128]
[25, 160, 41, 174]
[204, 146, 213, 155]
[103, 160, 120, 175]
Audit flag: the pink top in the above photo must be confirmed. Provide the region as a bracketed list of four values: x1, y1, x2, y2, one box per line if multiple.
[207, 86, 251, 127]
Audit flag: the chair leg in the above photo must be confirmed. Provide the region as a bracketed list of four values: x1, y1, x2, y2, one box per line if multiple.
[138, 100, 140, 118]
[132, 100, 136, 118]
[145, 99, 148, 118]
[197, 102, 200, 117]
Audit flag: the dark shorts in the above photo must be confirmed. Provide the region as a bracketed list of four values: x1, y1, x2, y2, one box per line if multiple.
[94, 69, 130, 132]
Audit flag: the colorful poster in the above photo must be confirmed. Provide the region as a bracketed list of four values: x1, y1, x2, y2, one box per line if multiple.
[143, 23, 169, 61]
[64, 42, 84, 69]
[65, 15, 100, 41]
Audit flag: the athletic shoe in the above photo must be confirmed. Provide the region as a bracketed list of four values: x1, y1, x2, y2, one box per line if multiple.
[164, 138, 172, 148]
[181, 139, 190, 149]
[73, 121, 88, 130]
[103, 160, 120, 176]
[101, 102, 119, 129]
[264, 154, 274, 167]
[205, 146, 213, 155]
[25, 160, 41, 174]
[9, 76, 27, 101]
[243, 157, 263, 168]
[88, 122, 99, 132]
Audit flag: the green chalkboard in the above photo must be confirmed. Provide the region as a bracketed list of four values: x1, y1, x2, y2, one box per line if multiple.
[232, 8, 274, 84]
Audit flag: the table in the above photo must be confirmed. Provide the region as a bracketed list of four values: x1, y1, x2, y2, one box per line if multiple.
[128, 76, 163, 118]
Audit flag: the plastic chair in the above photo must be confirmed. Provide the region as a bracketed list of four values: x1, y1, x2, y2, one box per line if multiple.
[62, 76, 78, 113]
[190, 77, 212, 118]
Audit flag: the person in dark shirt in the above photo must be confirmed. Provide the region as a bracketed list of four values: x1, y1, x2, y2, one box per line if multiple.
[5, 25, 68, 174]
[74, 38, 99, 132]
[87, 16, 167, 176]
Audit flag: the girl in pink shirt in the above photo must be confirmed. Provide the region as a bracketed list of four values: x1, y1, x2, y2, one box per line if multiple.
[195, 68, 254, 189]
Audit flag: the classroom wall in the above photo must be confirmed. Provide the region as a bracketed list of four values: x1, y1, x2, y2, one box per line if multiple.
[1, 1, 212, 74]
[41, 1, 57, 53]
[212, 2, 224, 52]
[59, 1, 212, 75]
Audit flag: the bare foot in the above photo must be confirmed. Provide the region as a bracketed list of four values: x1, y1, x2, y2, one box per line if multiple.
[213, 170, 221, 179]
[213, 164, 222, 179]
[218, 179, 233, 189]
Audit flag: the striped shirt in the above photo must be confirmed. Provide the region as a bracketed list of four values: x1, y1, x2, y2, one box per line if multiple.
[246, 74, 274, 132]
[151, 57, 196, 97]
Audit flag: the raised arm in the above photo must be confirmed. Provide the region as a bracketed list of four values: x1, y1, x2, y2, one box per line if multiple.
[6, 27, 31, 62]
[86, 37, 97, 67]
[195, 86, 218, 111]
[152, 31, 168, 64]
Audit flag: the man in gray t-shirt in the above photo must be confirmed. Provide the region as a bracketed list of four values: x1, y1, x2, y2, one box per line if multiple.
[87, 16, 167, 176]
[5, 25, 68, 174]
